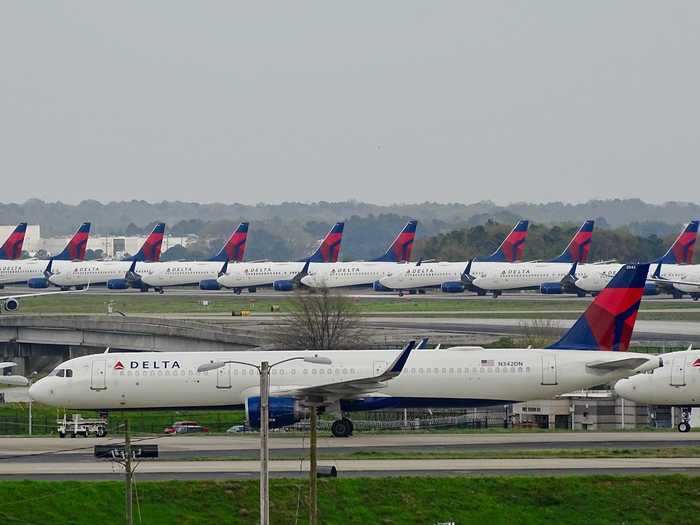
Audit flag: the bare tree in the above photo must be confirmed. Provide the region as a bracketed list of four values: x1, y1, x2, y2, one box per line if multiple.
[271, 287, 366, 350]
[518, 318, 561, 348]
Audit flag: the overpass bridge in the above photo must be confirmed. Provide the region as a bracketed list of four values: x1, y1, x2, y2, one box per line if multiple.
[0, 315, 264, 375]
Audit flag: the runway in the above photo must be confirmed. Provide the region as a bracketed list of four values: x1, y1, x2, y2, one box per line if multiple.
[2, 432, 698, 461]
[0, 457, 698, 481]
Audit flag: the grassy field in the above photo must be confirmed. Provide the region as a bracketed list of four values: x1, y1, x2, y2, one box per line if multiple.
[0, 476, 698, 524]
[13, 293, 700, 316]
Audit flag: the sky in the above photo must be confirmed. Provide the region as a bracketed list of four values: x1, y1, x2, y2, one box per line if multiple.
[1, 2, 699, 205]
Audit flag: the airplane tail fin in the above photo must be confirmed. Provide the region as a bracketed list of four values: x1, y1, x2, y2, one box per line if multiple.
[307, 222, 344, 263]
[547, 262, 649, 351]
[547, 220, 595, 264]
[371, 220, 418, 263]
[209, 222, 249, 262]
[0, 223, 28, 260]
[131, 222, 165, 262]
[52, 222, 91, 261]
[476, 220, 529, 262]
[655, 220, 698, 265]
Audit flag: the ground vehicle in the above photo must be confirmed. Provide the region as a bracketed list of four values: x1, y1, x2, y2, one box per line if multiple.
[57, 414, 108, 438]
[163, 421, 209, 434]
[226, 424, 247, 433]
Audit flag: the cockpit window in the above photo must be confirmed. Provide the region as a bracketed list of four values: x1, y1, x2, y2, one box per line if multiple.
[65, 369, 73, 378]
[53, 369, 72, 378]
[56, 369, 65, 377]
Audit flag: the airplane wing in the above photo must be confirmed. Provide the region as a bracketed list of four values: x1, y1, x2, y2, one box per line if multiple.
[0, 362, 29, 386]
[277, 341, 415, 402]
[1, 284, 89, 301]
[649, 277, 700, 288]
[586, 357, 654, 370]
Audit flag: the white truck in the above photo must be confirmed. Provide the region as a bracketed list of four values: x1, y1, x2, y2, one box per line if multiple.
[57, 414, 108, 438]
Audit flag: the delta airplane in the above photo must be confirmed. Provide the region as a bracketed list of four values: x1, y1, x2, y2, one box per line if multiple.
[134, 223, 249, 292]
[216, 222, 344, 293]
[379, 219, 575, 297]
[615, 347, 700, 432]
[0, 223, 28, 260]
[299, 220, 417, 289]
[0, 222, 91, 289]
[28, 263, 660, 437]
[552, 221, 699, 298]
[46, 223, 165, 290]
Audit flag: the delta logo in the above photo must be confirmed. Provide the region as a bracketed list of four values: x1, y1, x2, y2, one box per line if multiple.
[691, 359, 700, 368]
[114, 360, 181, 370]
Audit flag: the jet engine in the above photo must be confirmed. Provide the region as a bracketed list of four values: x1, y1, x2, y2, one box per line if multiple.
[245, 396, 307, 429]
[27, 278, 49, 289]
[440, 282, 465, 293]
[272, 280, 295, 292]
[2, 298, 19, 311]
[107, 279, 129, 290]
[199, 279, 221, 291]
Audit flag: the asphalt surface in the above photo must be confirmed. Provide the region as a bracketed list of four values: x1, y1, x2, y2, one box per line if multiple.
[2, 432, 700, 480]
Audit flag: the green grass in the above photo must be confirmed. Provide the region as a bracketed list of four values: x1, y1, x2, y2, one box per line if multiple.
[0, 476, 698, 524]
[14, 293, 700, 316]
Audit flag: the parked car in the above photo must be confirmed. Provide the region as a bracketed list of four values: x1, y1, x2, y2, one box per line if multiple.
[226, 424, 247, 433]
[163, 421, 209, 434]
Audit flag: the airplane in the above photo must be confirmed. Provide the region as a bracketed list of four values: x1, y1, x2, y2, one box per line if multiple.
[216, 222, 344, 293]
[555, 221, 699, 298]
[29, 263, 660, 437]
[614, 346, 700, 432]
[45, 223, 165, 290]
[0, 223, 92, 289]
[377, 220, 593, 297]
[134, 222, 249, 292]
[299, 220, 418, 289]
[0, 223, 28, 260]
[0, 285, 89, 313]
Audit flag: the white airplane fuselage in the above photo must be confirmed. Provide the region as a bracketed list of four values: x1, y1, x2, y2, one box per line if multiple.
[217, 262, 307, 289]
[573, 263, 697, 294]
[0, 259, 51, 285]
[615, 349, 700, 406]
[301, 261, 402, 289]
[139, 261, 224, 288]
[378, 262, 469, 290]
[47, 261, 149, 287]
[29, 348, 658, 411]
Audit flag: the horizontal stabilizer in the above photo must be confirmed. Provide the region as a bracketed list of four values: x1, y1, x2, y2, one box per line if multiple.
[0, 375, 29, 386]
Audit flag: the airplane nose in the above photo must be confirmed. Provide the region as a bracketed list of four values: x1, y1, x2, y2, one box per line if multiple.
[28, 379, 51, 404]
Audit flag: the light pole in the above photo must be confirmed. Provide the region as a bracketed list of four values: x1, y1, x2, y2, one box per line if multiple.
[198, 355, 331, 525]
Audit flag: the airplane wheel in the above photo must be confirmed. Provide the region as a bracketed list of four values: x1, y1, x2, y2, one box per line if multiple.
[331, 418, 353, 438]
[398, 292, 404, 297]
[576, 291, 586, 298]
[418, 290, 426, 295]
[678, 422, 691, 433]
[477, 290, 486, 297]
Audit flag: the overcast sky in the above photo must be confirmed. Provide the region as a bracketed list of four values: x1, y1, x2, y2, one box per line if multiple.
[1, 2, 699, 205]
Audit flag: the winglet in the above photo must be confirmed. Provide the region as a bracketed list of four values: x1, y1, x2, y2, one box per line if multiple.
[460, 260, 474, 284]
[386, 340, 415, 376]
[218, 260, 229, 277]
[416, 338, 430, 349]
[293, 259, 311, 285]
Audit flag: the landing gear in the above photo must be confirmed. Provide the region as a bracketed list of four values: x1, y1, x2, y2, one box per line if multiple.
[576, 291, 587, 298]
[476, 290, 487, 297]
[157, 288, 164, 294]
[418, 289, 426, 295]
[492, 291, 502, 299]
[248, 287, 257, 293]
[233, 288, 242, 295]
[678, 407, 692, 432]
[672, 290, 684, 300]
[331, 418, 354, 437]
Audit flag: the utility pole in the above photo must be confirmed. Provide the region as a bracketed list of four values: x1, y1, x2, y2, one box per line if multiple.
[309, 405, 318, 525]
[124, 418, 133, 525]
[260, 361, 270, 525]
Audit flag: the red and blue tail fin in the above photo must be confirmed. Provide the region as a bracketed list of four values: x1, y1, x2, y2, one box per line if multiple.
[307, 222, 344, 263]
[0, 223, 27, 260]
[547, 220, 594, 264]
[209, 222, 249, 262]
[547, 262, 649, 351]
[53, 222, 91, 261]
[476, 220, 529, 262]
[372, 220, 418, 263]
[655, 221, 698, 265]
[131, 222, 165, 262]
